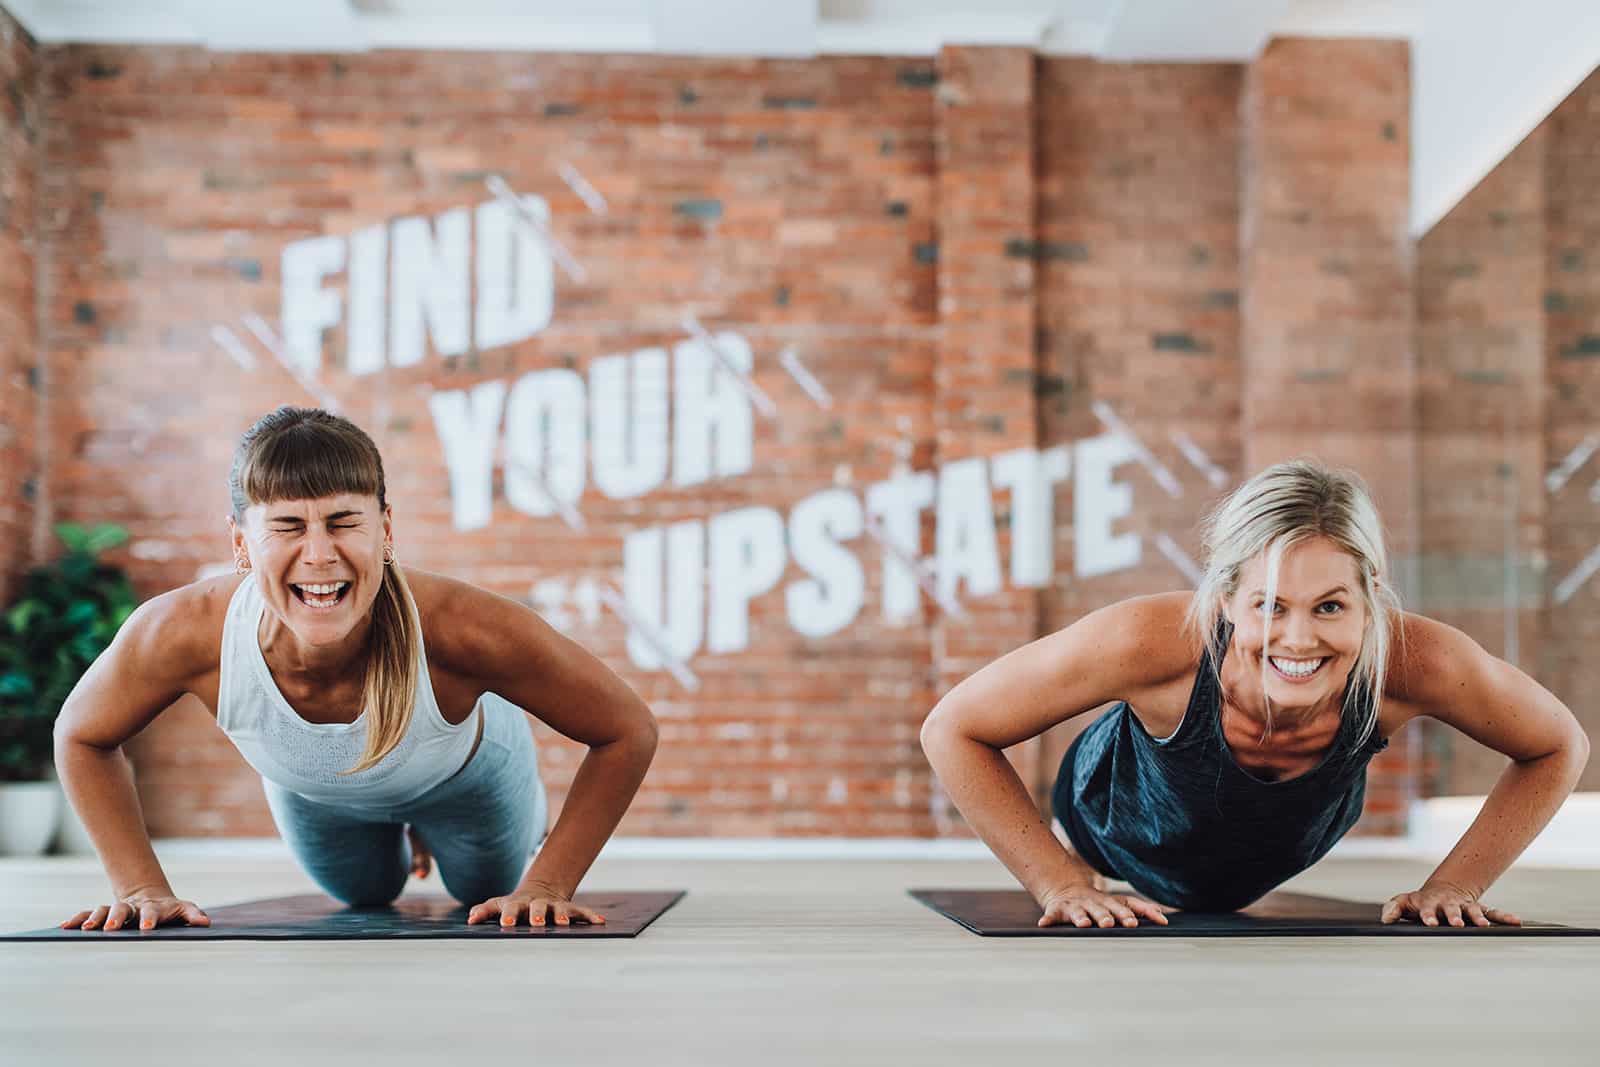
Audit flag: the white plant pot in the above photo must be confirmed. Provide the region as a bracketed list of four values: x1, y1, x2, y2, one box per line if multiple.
[0, 780, 64, 857]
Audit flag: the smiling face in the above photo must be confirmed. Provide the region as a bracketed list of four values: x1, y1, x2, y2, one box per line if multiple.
[231, 493, 392, 652]
[1222, 535, 1368, 717]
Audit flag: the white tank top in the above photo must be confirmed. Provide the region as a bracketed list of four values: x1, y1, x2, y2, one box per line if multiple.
[216, 574, 482, 808]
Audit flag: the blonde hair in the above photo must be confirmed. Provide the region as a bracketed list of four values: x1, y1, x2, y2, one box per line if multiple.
[1182, 459, 1403, 747]
[230, 406, 421, 774]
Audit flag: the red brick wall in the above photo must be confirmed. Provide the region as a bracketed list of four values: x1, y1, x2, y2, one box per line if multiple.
[1417, 129, 1547, 797]
[929, 47, 1039, 831]
[25, 38, 1441, 837]
[1033, 57, 1245, 803]
[1542, 68, 1600, 791]
[0, 8, 38, 606]
[1242, 39, 1418, 833]
[38, 47, 947, 837]
[1418, 66, 1600, 794]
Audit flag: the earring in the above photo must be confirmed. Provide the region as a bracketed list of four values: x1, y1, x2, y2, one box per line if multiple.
[234, 554, 251, 574]
[383, 543, 396, 566]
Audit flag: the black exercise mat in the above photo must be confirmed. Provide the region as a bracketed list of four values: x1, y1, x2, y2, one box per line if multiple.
[910, 889, 1600, 937]
[2, 890, 685, 942]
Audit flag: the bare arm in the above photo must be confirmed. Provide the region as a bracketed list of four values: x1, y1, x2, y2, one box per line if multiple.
[1390, 614, 1589, 912]
[920, 593, 1194, 922]
[53, 585, 221, 929]
[429, 579, 658, 918]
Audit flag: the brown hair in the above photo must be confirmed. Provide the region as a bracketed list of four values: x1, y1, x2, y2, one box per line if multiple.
[230, 406, 420, 774]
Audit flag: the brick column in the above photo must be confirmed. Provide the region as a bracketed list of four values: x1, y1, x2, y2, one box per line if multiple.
[1416, 130, 1547, 796]
[1242, 39, 1418, 833]
[1033, 59, 1244, 800]
[929, 46, 1042, 823]
[1543, 68, 1600, 790]
[0, 11, 39, 604]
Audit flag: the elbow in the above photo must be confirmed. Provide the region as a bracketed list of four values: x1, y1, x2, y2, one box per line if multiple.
[52, 709, 94, 772]
[641, 710, 661, 759]
[1571, 726, 1591, 777]
[53, 700, 120, 762]
[1538, 724, 1592, 789]
[630, 701, 660, 763]
[919, 699, 965, 769]
[52, 703, 83, 755]
[589, 698, 657, 767]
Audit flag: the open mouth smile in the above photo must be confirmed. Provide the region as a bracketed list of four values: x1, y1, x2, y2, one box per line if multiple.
[289, 582, 351, 610]
[1267, 655, 1327, 682]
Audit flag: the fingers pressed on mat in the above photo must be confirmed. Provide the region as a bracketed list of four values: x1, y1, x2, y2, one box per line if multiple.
[13, 892, 682, 941]
[911, 889, 1593, 937]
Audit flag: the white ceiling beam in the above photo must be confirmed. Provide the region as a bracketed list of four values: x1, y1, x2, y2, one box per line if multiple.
[817, 0, 1057, 53]
[1, 1, 49, 38]
[1413, 0, 1600, 235]
[817, 13, 1054, 54]
[5, 1, 203, 44]
[176, 0, 371, 53]
[364, 15, 653, 53]
[1099, 0, 1294, 61]
[649, 0, 816, 58]
[5, 0, 1440, 60]
[1280, 0, 1423, 39]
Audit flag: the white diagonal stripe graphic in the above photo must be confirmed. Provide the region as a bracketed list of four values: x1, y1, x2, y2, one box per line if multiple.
[1168, 430, 1228, 490]
[211, 324, 257, 371]
[241, 314, 341, 412]
[682, 313, 778, 419]
[1155, 533, 1203, 586]
[1546, 433, 1600, 494]
[507, 461, 587, 533]
[598, 584, 700, 692]
[1553, 543, 1600, 604]
[557, 161, 608, 216]
[1091, 401, 1182, 498]
[863, 513, 965, 619]
[778, 347, 832, 409]
[486, 174, 587, 283]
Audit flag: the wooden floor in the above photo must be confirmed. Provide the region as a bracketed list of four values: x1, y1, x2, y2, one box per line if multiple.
[3, 852, 1598, 1066]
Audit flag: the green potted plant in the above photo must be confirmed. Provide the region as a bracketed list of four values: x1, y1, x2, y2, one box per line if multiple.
[0, 523, 139, 855]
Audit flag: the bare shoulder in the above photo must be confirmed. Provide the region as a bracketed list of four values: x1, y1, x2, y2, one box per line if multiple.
[405, 568, 542, 674]
[1080, 591, 1208, 729]
[118, 574, 239, 681]
[1090, 591, 1206, 683]
[1380, 607, 1583, 759]
[1022, 589, 1203, 699]
[403, 569, 647, 744]
[927, 591, 1202, 749]
[1382, 609, 1481, 710]
[56, 574, 240, 744]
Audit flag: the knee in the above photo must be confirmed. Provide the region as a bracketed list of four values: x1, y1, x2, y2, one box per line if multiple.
[335, 886, 405, 909]
[326, 864, 409, 909]
[439, 866, 520, 907]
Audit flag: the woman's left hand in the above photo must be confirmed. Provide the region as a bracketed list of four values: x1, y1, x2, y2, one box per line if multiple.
[466, 881, 607, 927]
[1381, 880, 1521, 927]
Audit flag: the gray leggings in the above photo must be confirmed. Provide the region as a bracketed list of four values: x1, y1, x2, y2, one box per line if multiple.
[263, 696, 548, 908]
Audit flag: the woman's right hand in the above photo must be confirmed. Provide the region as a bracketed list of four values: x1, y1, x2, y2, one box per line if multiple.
[1037, 883, 1172, 929]
[61, 889, 210, 932]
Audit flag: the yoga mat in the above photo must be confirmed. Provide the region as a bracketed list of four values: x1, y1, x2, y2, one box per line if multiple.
[2, 890, 685, 942]
[909, 889, 1600, 937]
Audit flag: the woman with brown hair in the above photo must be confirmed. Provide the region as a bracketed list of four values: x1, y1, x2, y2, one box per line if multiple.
[56, 406, 658, 931]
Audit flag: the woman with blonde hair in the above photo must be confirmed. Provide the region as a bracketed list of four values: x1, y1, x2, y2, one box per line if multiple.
[56, 406, 658, 931]
[923, 459, 1589, 928]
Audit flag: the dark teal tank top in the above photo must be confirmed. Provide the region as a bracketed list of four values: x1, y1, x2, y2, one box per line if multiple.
[1050, 621, 1389, 912]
